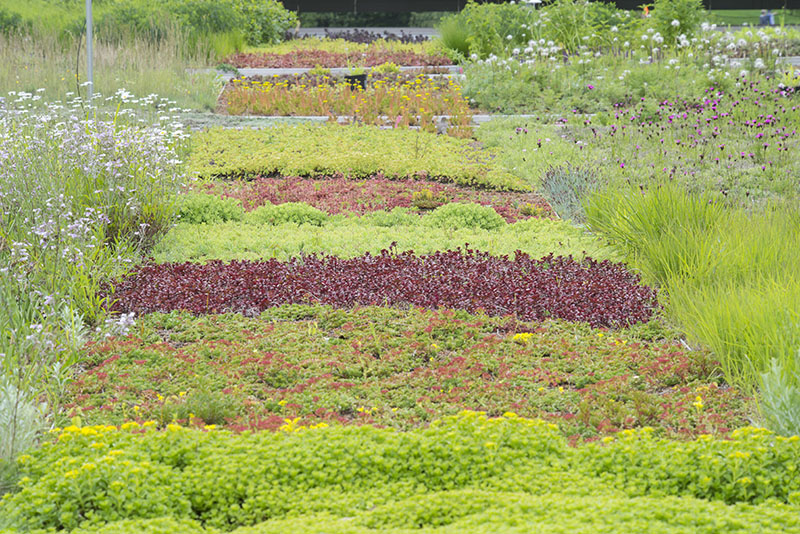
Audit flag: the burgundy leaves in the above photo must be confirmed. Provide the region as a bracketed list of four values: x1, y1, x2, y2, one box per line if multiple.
[110, 249, 658, 327]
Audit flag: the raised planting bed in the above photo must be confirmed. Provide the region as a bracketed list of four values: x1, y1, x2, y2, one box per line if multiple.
[285, 28, 432, 44]
[197, 176, 552, 221]
[188, 124, 528, 191]
[107, 249, 658, 327]
[224, 49, 453, 69]
[67, 306, 750, 439]
[220, 72, 472, 132]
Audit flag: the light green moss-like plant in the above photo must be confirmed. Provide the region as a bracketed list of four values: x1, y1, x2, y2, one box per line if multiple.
[188, 124, 529, 192]
[151, 211, 616, 264]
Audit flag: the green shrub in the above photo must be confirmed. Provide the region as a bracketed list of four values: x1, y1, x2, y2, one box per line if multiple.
[0, 6, 22, 35]
[247, 203, 328, 226]
[436, 14, 470, 58]
[651, 0, 705, 47]
[459, 1, 537, 59]
[178, 193, 244, 224]
[2, 0, 296, 49]
[425, 203, 505, 230]
[231, 0, 298, 46]
[359, 207, 419, 227]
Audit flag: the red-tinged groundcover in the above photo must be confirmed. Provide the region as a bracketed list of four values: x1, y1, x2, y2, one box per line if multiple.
[224, 50, 454, 68]
[109, 249, 657, 327]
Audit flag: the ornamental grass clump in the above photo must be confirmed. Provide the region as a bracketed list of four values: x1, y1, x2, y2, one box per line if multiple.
[585, 183, 800, 435]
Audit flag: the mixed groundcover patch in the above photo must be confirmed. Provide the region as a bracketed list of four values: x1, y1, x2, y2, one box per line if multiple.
[2, 0, 800, 532]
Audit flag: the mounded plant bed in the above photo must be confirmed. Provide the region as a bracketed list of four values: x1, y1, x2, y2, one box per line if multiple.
[196, 177, 552, 221]
[188, 124, 528, 191]
[1, 412, 797, 533]
[107, 250, 658, 327]
[66, 306, 750, 440]
[155, 200, 611, 264]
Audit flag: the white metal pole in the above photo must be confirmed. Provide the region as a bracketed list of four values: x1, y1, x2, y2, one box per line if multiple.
[86, 0, 93, 103]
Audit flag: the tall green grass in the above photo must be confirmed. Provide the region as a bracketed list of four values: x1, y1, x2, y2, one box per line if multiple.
[0, 30, 221, 110]
[584, 184, 800, 433]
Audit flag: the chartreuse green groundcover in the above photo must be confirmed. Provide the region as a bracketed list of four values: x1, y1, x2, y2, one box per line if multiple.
[1, 412, 799, 533]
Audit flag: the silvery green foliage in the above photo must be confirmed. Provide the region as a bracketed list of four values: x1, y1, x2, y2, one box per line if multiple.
[0, 376, 47, 462]
[759, 354, 800, 437]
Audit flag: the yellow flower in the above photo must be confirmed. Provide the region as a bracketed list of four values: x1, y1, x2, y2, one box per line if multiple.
[278, 400, 287, 407]
[512, 333, 534, 345]
[204, 424, 217, 431]
[167, 423, 182, 432]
